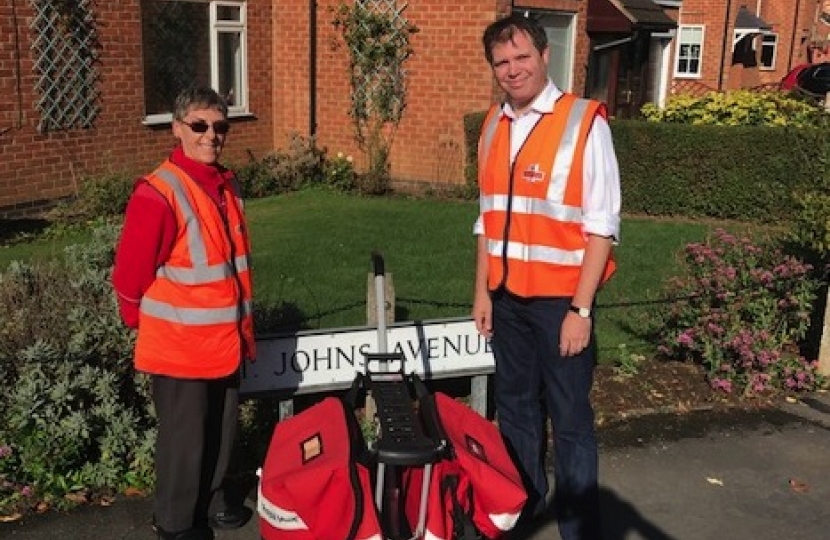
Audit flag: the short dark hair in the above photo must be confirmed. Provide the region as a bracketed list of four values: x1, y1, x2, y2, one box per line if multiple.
[173, 86, 229, 120]
[482, 14, 548, 65]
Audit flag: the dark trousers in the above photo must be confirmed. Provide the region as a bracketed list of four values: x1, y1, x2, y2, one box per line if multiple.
[152, 373, 239, 533]
[490, 292, 601, 540]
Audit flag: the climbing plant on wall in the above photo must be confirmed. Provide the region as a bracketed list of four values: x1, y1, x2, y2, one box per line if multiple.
[331, 0, 418, 193]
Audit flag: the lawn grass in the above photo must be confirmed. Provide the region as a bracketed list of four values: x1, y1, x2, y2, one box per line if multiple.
[246, 190, 715, 362]
[0, 189, 719, 363]
[0, 229, 89, 266]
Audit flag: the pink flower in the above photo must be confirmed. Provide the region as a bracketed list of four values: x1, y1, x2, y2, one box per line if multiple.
[711, 378, 733, 393]
[677, 332, 694, 346]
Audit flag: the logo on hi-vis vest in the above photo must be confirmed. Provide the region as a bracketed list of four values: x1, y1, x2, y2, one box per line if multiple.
[522, 164, 545, 183]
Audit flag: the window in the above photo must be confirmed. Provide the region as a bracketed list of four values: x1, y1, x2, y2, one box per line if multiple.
[514, 10, 576, 91]
[675, 25, 704, 77]
[31, 0, 101, 132]
[760, 33, 777, 70]
[141, 0, 248, 122]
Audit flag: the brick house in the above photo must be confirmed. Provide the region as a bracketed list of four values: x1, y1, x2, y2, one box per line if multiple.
[663, 0, 825, 96]
[0, 1, 275, 217]
[0, 0, 825, 217]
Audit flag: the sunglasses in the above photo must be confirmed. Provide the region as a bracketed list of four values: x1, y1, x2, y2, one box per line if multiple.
[180, 119, 231, 135]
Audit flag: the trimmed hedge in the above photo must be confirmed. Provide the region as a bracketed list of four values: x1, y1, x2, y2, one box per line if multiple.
[611, 120, 828, 221]
[463, 110, 488, 189]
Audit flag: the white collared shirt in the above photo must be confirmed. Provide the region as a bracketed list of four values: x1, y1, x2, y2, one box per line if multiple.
[475, 80, 621, 241]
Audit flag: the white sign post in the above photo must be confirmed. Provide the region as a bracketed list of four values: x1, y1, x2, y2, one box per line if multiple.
[819, 288, 830, 377]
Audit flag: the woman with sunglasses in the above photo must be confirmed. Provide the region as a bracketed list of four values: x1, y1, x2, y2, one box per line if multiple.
[113, 86, 255, 540]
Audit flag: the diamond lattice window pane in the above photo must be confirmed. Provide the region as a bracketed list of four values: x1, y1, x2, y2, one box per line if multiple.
[29, 0, 101, 133]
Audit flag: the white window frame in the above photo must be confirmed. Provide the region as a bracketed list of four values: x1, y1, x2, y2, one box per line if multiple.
[212, 1, 248, 115]
[759, 32, 778, 70]
[674, 25, 705, 78]
[143, 0, 249, 125]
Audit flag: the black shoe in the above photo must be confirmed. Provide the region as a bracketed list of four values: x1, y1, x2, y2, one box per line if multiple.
[208, 506, 253, 530]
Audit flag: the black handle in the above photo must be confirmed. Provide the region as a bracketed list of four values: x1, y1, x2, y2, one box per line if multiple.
[371, 251, 385, 277]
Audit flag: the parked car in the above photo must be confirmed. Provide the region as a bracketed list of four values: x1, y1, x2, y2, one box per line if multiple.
[779, 63, 811, 90]
[781, 62, 830, 99]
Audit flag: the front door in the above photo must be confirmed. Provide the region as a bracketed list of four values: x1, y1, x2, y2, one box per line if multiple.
[588, 36, 651, 118]
[614, 38, 649, 118]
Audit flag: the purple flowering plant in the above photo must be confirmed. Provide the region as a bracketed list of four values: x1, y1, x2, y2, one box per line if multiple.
[658, 228, 824, 395]
[0, 443, 35, 518]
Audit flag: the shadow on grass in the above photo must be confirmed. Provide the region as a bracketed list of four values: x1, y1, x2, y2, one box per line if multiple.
[0, 218, 53, 245]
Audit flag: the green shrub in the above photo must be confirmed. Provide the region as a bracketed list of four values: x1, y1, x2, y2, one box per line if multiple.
[788, 188, 830, 268]
[463, 110, 487, 190]
[236, 157, 279, 199]
[236, 134, 326, 198]
[46, 172, 135, 225]
[0, 223, 154, 515]
[610, 120, 828, 221]
[657, 228, 824, 395]
[641, 90, 830, 128]
[323, 152, 358, 192]
[356, 162, 391, 195]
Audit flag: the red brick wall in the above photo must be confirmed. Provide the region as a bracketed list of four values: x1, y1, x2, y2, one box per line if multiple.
[273, 0, 590, 188]
[0, 1, 274, 217]
[1, 0, 640, 214]
[273, 0, 501, 188]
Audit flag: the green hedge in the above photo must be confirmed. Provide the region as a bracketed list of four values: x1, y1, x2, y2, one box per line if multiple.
[612, 120, 828, 221]
[461, 111, 829, 223]
[463, 110, 488, 189]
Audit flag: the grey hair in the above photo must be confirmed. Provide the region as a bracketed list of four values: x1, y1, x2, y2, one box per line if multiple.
[172, 86, 229, 120]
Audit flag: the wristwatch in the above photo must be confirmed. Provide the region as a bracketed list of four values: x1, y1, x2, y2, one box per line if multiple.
[569, 305, 592, 319]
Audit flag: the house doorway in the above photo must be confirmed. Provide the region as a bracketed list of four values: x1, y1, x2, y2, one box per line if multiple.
[587, 34, 651, 118]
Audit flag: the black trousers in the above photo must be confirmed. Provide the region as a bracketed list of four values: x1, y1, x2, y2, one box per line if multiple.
[152, 373, 239, 533]
[490, 292, 601, 540]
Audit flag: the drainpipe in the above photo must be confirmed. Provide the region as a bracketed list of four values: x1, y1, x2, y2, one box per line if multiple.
[788, 0, 802, 69]
[718, 0, 733, 90]
[309, 0, 318, 137]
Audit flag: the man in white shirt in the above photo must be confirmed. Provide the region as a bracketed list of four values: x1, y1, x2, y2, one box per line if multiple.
[472, 14, 621, 540]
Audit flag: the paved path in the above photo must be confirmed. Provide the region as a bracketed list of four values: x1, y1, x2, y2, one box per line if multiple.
[2, 393, 829, 540]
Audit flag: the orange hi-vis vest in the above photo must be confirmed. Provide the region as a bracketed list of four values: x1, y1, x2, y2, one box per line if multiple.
[478, 93, 616, 298]
[135, 160, 255, 379]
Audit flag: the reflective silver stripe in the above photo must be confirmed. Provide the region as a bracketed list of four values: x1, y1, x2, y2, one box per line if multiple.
[481, 194, 582, 223]
[155, 168, 209, 267]
[487, 239, 584, 267]
[478, 108, 502, 172]
[157, 255, 251, 284]
[547, 98, 590, 203]
[141, 297, 253, 325]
